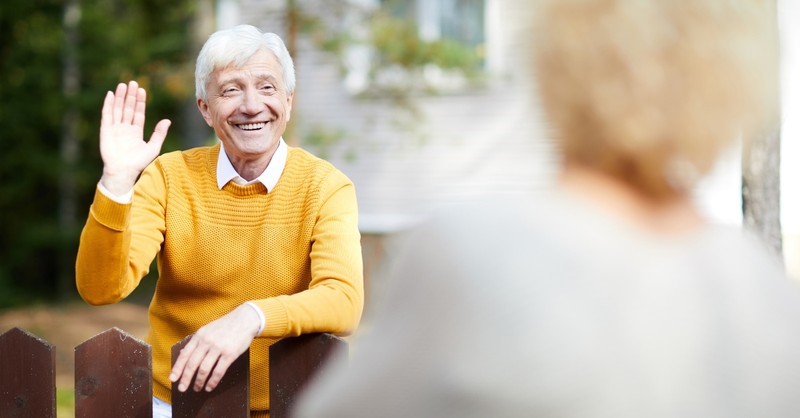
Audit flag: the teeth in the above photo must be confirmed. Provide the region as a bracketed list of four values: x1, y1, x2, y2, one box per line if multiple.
[238, 123, 265, 130]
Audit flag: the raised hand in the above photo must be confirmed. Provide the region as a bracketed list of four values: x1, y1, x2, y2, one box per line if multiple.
[99, 80, 171, 196]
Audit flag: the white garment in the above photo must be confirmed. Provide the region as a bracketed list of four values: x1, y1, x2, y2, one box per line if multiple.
[153, 396, 171, 418]
[295, 191, 800, 418]
[216, 138, 287, 191]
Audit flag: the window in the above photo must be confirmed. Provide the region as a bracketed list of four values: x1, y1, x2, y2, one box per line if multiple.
[341, 0, 486, 95]
[416, 0, 485, 54]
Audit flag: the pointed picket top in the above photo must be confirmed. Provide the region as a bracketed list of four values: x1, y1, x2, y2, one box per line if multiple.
[171, 335, 250, 418]
[0, 327, 56, 418]
[75, 326, 149, 349]
[0, 326, 54, 348]
[75, 327, 152, 418]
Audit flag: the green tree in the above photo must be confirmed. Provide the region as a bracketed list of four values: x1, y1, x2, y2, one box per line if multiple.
[0, 0, 195, 307]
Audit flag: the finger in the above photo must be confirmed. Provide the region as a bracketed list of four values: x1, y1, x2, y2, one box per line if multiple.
[132, 87, 147, 127]
[147, 119, 171, 151]
[178, 344, 211, 392]
[204, 354, 234, 392]
[100, 91, 114, 128]
[112, 83, 127, 123]
[193, 349, 221, 392]
[169, 337, 198, 387]
[121, 80, 139, 124]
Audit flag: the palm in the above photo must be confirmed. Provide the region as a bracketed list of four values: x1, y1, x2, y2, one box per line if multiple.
[100, 122, 159, 172]
[99, 81, 171, 194]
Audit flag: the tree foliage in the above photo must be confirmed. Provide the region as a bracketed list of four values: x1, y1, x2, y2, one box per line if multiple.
[0, 0, 195, 307]
[292, 0, 485, 154]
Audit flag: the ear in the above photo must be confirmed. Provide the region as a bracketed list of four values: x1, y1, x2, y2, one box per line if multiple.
[285, 93, 294, 122]
[197, 98, 213, 127]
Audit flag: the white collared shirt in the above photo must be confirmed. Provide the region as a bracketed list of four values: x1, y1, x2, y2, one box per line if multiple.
[217, 138, 288, 191]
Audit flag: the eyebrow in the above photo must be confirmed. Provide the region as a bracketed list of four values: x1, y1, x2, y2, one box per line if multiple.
[217, 72, 279, 87]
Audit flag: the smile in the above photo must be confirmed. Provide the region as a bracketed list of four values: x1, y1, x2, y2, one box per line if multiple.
[237, 122, 266, 131]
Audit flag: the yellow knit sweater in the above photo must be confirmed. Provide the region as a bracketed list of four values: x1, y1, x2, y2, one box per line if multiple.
[76, 144, 364, 415]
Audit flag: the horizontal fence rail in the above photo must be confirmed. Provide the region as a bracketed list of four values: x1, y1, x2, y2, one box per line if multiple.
[0, 327, 345, 418]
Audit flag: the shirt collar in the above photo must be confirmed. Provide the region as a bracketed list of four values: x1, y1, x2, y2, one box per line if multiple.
[216, 138, 288, 192]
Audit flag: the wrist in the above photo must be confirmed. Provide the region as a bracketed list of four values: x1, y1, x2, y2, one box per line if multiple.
[99, 172, 138, 196]
[243, 302, 266, 337]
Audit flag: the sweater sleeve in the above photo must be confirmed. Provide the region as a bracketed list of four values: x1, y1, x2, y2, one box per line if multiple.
[252, 169, 365, 338]
[75, 161, 167, 305]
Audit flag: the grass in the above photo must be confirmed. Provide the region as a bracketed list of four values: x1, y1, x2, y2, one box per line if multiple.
[57, 387, 75, 418]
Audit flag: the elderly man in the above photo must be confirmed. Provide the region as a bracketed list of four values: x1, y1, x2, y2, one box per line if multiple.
[75, 25, 364, 418]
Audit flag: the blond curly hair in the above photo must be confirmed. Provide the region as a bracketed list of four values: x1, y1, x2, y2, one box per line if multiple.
[532, 0, 778, 199]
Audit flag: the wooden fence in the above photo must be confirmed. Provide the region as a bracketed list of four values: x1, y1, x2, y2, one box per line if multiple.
[0, 327, 346, 418]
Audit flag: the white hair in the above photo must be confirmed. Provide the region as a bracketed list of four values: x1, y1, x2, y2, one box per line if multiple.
[195, 24, 296, 100]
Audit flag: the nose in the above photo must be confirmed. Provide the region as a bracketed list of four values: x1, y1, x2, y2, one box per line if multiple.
[239, 89, 263, 115]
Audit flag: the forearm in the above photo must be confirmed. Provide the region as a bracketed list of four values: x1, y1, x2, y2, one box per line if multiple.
[75, 188, 140, 304]
[253, 178, 364, 338]
[75, 186, 160, 304]
[251, 278, 364, 338]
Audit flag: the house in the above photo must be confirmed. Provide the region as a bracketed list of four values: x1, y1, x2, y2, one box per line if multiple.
[215, 0, 800, 296]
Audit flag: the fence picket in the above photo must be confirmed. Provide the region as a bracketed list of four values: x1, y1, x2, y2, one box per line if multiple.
[170, 336, 250, 418]
[0, 327, 56, 418]
[270, 333, 347, 418]
[1, 327, 341, 418]
[74, 327, 152, 418]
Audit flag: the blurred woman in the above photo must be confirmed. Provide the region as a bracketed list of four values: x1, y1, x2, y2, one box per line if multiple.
[294, 1, 800, 417]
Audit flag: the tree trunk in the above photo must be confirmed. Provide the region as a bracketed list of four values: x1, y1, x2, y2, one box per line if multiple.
[743, 124, 783, 259]
[183, 0, 217, 148]
[283, 0, 299, 146]
[58, 0, 81, 300]
[742, 0, 782, 262]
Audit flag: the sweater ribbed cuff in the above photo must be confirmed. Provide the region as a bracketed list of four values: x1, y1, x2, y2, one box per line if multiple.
[252, 298, 289, 337]
[91, 187, 131, 231]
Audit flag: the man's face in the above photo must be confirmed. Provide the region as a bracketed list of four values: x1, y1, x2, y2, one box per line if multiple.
[198, 49, 293, 164]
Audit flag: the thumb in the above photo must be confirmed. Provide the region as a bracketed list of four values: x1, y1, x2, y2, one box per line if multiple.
[147, 119, 172, 152]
